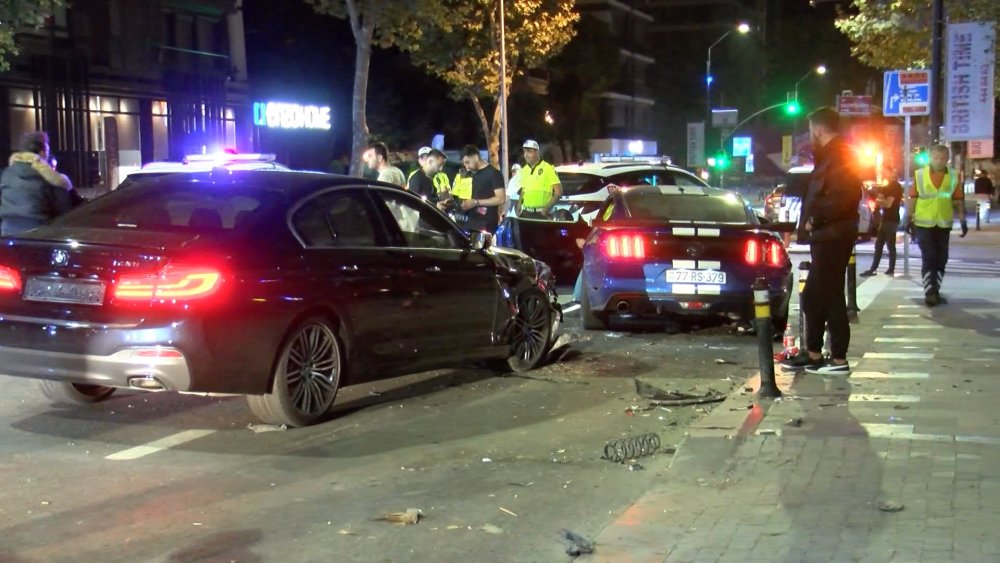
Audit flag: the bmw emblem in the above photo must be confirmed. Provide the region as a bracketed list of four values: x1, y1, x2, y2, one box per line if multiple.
[51, 249, 69, 266]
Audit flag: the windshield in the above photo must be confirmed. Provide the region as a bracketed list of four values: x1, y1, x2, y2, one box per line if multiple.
[620, 192, 750, 224]
[556, 173, 602, 196]
[54, 177, 282, 233]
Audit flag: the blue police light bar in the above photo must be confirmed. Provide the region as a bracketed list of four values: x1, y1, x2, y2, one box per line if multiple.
[706, 75, 714, 85]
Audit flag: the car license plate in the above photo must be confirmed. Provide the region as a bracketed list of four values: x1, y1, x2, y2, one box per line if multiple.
[665, 270, 726, 284]
[23, 277, 107, 306]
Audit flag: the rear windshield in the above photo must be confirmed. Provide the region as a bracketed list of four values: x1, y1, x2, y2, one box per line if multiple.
[53, 178, 281, 232]
[620, 192, 750, 224]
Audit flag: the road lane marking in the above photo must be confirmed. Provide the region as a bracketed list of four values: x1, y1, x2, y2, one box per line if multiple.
[562, 304, 581, 314]
[896, 305, 920, 309]
[852, 371, 929, 379]
[863, 424, 1000, 445]
[890, 314, 922, 318]
[851, 394, 921, 402]
[856, 274, 892, 310]
[882, 325, 937, 329]
[863, 352, 934, 360]
[874, 337, 938, 343]
[105, 430, 216, 461]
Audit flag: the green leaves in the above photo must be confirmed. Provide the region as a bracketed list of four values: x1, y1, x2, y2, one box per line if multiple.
[0, 0, 65, 71]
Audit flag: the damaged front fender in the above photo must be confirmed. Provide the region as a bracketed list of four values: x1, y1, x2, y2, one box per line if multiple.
[488, 247, 562, 345]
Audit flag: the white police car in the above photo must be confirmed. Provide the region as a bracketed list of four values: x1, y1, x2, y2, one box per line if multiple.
[778, 165, 873, 241]
[116, 152, 291, 190]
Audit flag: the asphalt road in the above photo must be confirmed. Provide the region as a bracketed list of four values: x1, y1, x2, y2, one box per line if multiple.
[6, 223, 995, 563]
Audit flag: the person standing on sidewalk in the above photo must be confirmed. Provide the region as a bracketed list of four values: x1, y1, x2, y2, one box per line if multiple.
[361, 141, 406, 187]
[861, 164, 904, 277]
[0, 131, 75, 236]
[904, 144, 967, 307]
[459, 145, 505, 233]
[515, 140, 562, 219]
[781, 107, 861, 375]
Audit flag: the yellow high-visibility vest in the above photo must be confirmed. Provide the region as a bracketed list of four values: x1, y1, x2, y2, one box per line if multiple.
[452, 172, 473, 200]
[519, 161, 559, 208]
[913, 167, 958, 228]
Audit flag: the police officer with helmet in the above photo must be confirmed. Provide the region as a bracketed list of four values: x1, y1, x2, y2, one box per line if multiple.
[515, 140, 562, 219]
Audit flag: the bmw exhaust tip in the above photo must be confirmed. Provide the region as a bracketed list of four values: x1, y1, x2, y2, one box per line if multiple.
[127, 376, 166, 391]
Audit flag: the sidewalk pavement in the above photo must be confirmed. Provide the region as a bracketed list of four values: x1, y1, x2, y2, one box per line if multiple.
[591, 261, 1000, 561]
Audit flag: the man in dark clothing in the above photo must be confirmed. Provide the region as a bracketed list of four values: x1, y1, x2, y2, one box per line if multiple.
[1, 131, 74, 236]
[459, 145, 505, 232]
[406, 147, 447, 201]
[781, 107, 862, 376]
[862, 164, 904, 276]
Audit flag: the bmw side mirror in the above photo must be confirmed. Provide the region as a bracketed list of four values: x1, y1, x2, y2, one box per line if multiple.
[470, 230, 493, 251]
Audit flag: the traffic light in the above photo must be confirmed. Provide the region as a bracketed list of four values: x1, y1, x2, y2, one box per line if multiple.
[785, 100, 801, 115]
[708, 153, 730, 169]
[914, 148, 930, 166]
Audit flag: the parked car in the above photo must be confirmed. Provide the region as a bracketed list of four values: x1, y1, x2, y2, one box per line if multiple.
[0, 171, 560, 427]
[576, 185, 793, 333]
[777, 165, 875, 242]
[116, 152, 292, 191]
[497, 162, 712, 284]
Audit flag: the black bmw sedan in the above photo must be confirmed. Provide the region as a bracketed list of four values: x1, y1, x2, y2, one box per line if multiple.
[0, 171, 560, 427]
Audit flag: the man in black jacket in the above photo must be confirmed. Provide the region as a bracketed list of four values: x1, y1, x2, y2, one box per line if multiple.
[781, 107, 861, 375]
[1, 131, 74, 236]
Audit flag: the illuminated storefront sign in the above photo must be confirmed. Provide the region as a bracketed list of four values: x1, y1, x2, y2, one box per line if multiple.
[252, 102, 331, 130]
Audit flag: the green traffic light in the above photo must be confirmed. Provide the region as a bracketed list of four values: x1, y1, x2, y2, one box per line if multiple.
[785, 101, 801, 115]
[713, 154, 730, 169]
[915, 151, 929, 166]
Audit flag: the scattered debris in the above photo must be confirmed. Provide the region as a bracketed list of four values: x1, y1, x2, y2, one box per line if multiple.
[893, 405, 910, 410]
[757, 429, 779, 436]
[247, 423, 287, 433]
[785, 417, 804, 428]
[714, 358, 728, 364]
[507, 482, 534, 488]
[480, 524, 504, 534]
[482, 457, 493, 463]
[558, 529, 595, 556]
[627, 462, 644, 471]
[368, 390, 382, 397]
[877, 500, 904, 513]
[377, 508, 423, 525]
[338, 529, 358, 535]
[499, 506, 518, 517]
[634, 379, 726, 406]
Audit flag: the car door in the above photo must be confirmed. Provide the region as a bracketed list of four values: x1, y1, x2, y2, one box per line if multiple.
[289, 187, 418, 374]
[368, 187, 498, 363]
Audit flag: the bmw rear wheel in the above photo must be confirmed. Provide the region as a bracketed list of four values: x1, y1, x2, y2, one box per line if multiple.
[248, 317, 342, 427]
[507, 289, 553, 372]
[38, 380, 116, 404]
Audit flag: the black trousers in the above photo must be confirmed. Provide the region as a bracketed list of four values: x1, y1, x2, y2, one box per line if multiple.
[802, 237, 855, 360]
[915, 226, 950, 296]
[869, 220, 899, 272]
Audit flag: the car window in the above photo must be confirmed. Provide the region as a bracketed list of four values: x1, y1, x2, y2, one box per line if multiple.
[621, 192, 750, 224]
[374, 189, 465, 250]
[291, 189, 381, 248]
[53, 178, 277, 233]
[673, 171, 709, 188]
[556, 173, 603, 196]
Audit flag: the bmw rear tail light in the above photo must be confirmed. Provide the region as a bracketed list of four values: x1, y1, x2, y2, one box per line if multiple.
[604, 233, 646, 260]
[0, 265, 21, 292]
[114, 264, 224, 302]
[744, 239, 784, 267]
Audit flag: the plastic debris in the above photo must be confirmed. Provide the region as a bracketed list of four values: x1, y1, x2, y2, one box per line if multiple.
[247, 423, 287, 433]
[378, 508, 423, 524]
[499, 506, 518, 517]
[627, 462, 644, 471]
[482, 457, 493, 463]
[877, 501, 904, 512]
[481, 524, 504, 534]
[634, 379, 725, 406]
[558, 529, 595, 556]
[785, 417, 804, 427]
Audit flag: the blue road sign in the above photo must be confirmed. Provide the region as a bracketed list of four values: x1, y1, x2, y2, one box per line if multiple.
[883, 70, 931, 116]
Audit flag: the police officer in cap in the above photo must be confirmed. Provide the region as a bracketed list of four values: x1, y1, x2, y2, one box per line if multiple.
[515, 140, 562, 219]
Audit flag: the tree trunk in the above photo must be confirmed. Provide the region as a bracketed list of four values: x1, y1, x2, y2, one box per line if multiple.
[347, 7, 374, 177]
[488, 99, 503, 167]
[470, 95, 491, 152]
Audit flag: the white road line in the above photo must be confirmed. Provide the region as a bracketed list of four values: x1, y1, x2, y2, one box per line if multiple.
[863, 423, 1000, 445]
[874, 337, 938, 343]
[890, 314, 922, 318]
[850, 394, 922, 402]
[863, 352, 935, 360]
[852, 371, 929, 379]
[896, 305, 920, 308]
[882, 325, 937, 329]
[105, 429, 216, 461]
[856, 274, 892, 311]
[562, 304, 581, 314]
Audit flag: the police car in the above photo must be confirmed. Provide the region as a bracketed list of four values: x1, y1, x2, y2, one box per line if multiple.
[776, 165, 874, 242]
[116, 152, 291, 190]
[507, 158, 710, 223]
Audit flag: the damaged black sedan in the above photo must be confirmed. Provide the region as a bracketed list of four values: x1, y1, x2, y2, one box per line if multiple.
[0, 171, 560, 427]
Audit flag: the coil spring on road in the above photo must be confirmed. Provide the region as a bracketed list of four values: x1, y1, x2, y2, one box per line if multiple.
[602, 433, 661, 463]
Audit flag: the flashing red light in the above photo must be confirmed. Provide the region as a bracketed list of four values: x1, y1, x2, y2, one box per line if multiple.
[745, 239, 784, 267]
[115, 264, 224, 302]
[604, 233, 646, 259]
[0, 265, 21, 292]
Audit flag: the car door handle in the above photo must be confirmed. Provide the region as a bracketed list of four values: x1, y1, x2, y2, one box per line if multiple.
[339, 264, 359, 272]
[425, 265, 441, 273]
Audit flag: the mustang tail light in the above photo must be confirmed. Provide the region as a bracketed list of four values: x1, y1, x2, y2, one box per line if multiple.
[604, 233, 646, 260]
[745, 239, 785, 267]
[114, 264, 224, 302]
[0, 265, 21, 292]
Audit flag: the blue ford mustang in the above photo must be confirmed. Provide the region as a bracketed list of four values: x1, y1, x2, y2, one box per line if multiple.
[576, 185, 793, 333]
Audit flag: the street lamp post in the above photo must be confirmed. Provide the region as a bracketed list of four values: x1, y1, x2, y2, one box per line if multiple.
[790, 65, 827, 165]
[705, 22, 750, 120]
[499, 0, 510, 189]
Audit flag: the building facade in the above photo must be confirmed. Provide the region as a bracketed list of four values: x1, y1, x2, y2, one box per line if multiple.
[0, 0, 252, 191]
[576, 0, 658, 156]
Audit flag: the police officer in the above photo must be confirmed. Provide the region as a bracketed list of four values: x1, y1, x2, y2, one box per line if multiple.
[408, 146, 451, 196]
[515, 140, 562, 219]
[904, 144, 967, 307]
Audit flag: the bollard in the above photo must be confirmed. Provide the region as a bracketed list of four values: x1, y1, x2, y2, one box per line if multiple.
[754, 277, 782, 399]
[846, 245, 859, 324]
[797, 261, 810, 353]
